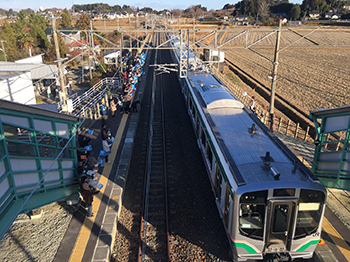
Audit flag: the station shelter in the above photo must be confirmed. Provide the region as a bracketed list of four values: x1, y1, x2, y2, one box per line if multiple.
[310, 106, 350, 190]
[0, 100, 81, 238]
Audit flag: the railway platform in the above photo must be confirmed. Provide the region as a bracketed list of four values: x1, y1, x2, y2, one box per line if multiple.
[52, 52, 150, 262]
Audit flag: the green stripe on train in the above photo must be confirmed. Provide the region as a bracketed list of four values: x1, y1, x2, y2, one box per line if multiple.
[296, 239, 319, 252]
[232, 241, 258, 254]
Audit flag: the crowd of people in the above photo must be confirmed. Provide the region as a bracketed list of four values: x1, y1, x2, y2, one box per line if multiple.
[101, 52, 145, 116]
[77, 51, 146, 218]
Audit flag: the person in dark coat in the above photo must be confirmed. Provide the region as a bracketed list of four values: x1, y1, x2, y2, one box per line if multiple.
[101, 124, 110, 140]
[78, 131, 91, 148]
[80, 176, 99, 217]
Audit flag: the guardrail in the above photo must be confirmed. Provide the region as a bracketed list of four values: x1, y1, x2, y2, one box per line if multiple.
[57, 77, 122, 119]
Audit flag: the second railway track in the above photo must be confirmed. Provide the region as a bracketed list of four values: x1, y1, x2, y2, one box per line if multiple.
[138, 31, 170, 261]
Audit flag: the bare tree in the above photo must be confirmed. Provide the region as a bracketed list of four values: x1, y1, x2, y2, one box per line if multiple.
[171, 9, 183, 17]
[257, 0, 270, 22]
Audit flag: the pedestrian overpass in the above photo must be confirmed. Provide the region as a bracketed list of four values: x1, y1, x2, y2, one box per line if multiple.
[0, 76, 119, 239]
[310, 106, 350, 190]
[0, 100, 81, 239]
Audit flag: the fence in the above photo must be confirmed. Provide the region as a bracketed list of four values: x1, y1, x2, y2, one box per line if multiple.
[57, 77, 122, 131]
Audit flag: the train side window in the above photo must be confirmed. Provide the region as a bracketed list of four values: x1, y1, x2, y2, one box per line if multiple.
[206, 143, 213, 166]
[191, 104, 195, 118]
[224, 184, 231, 228]
[196, 115, 200, 134]
[200, 128, 206, 147]
[294, 189, 325, 239]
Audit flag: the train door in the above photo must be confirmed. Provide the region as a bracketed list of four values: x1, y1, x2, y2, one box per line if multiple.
[214, 165, 222, 202]
[264, 200, 296, 253]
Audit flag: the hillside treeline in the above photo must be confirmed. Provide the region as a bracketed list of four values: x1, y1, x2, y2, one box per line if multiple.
[231, 0, 348, 20]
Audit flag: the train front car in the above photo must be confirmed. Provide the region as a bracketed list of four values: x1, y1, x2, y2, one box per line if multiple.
[167, 34, 326, 261]
[235, 183, 326, 261]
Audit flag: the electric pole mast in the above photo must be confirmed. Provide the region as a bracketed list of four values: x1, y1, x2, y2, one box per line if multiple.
[52, 16, 67, 111]
[269, 19, 282, 131]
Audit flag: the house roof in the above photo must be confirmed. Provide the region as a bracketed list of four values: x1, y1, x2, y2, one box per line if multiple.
[66, 40, 97, 47]
[0, 62, 58, 80]
[0, 99, 78, 122]
[45, 27, 79, 35]
[67, 40, 88, 47]
[66, 50, 82, 57]
[310, 105, 350, 117]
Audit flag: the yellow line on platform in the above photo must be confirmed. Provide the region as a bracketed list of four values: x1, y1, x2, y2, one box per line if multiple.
[322, 217, 350, 260]
[69, 114, 128, 262]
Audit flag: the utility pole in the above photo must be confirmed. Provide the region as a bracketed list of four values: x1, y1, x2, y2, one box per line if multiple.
[121, 30, 123, 60]
[193, 17, 195, 45]
[0, 40, 7, 62]
[85, 31, 92, 81]
[136, 15, 139, 48]
[52, 16, 67, 111]
[129, 16, 132, 48]
[90, 20, 95, 71]
[269, 19, 282, 131]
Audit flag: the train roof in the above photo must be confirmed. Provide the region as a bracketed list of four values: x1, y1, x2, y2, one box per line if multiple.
[189, 74, 244, 110]
[188, 72, 315, 187]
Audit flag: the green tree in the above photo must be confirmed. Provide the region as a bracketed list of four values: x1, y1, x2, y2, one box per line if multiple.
[27, 13, 49, 48]
[290, 4, 301, 20]
[60, 8, 72, 28]
[0, 20, 17, 61]
[76, 14, 90, 30]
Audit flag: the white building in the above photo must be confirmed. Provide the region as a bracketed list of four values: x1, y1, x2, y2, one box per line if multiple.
[0, 71, 36, 104]
[103, 49, 120, 65]
[0, 57, 59, 105]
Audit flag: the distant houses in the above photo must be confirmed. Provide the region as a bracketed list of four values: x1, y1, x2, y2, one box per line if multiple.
[232, 15, 249, 26]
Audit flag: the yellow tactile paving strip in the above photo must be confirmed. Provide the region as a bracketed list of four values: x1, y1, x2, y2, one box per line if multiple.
[69, 114, 128, 262]
[322, 217, 350, 260]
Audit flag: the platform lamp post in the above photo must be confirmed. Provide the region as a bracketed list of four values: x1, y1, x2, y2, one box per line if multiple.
[269, 19, 282, 131]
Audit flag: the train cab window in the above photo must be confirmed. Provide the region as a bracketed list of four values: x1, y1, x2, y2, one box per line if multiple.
[294, 189, 325, 239]
[239, 191, 267, 240]
[239, 203, 266, 239]
[274, 189, 295, 197]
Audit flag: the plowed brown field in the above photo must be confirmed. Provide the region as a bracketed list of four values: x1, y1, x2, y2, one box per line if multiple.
[219, 28, 350, 114]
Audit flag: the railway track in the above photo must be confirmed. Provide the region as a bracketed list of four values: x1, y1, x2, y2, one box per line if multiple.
[138, 31, 170, 262]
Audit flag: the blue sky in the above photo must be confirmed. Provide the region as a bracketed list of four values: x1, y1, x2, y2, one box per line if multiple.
[2, 0, 303, 12]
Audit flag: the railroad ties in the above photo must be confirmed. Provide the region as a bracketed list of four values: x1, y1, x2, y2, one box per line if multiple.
[138, 32, 171, 262]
